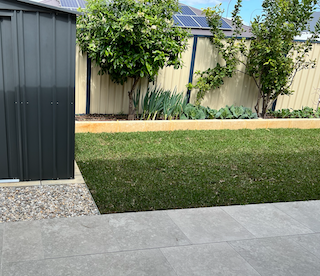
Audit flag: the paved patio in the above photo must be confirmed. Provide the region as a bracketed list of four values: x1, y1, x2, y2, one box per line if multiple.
[1, 200, 320, 275]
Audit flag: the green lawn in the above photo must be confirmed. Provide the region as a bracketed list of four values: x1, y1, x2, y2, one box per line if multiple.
[75, 129, 320, 214]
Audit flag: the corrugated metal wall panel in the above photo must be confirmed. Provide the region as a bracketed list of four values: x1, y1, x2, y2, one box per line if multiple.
[75, 38, 320, 114]
[75, 45, 87, 114]
[189, 38, 259, 110]
[276, 43, 320, 110]
[90, 65, 136, 114]
[150, 37, 194, 96]
[0, 3, 76, 181]
[84, 37, 194, 114]
[0, 13, 20, 179]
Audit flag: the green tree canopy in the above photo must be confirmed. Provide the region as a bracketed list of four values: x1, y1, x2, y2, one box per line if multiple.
[190, 0, 320, 118]
[77, 0, 189, 119]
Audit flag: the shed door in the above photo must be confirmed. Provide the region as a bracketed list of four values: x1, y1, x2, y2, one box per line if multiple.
[0, 14, 22, 179]
[0, 11, 75, 181]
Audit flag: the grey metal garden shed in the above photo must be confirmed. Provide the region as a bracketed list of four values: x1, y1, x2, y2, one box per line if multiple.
[0, 0, 77, 181]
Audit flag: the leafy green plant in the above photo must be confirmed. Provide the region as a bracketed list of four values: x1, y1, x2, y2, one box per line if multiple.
[268, 107, 320, 118]
[162, 89, 185, 120]
[206, 107, 218, 119]
[140, 87, 187, 120]
[139, 87, 258, 121]
[273, 109, 291, 118]
[181, 104, 206, 120]
[141, 86, 164, 120]
[300, 107, 315, 118]
[175, 95, 189, 119]
[230, 105, 245, 119]
[77, 0, 189, 119]
[241, 107, 258, 119]
[213, 105, 257, 119]
[215, 106, 234, 119]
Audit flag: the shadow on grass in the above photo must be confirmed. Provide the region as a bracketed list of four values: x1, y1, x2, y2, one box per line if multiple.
[77, 151, 320, 214]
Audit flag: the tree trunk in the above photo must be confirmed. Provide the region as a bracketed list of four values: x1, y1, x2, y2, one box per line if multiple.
[255, 92, 262, 116]
[261, 92, 271, 119]
[128, 77, 140, 120]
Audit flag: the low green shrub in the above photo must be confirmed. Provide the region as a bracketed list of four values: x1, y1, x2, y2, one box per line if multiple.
[215, 105, 258, 119]
[180, 104, 257, 120]
[135, 87, 258, 120]
[268, 107, 320, 118]
[135, 86, 186, 120]
[181, 104, 207, 120]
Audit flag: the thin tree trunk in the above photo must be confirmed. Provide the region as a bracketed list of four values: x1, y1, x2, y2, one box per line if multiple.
[254, 77, 262, 116]
[128, 77, 140, 120]
[255, 92, 262, 115]
[261, 92, 271, 119]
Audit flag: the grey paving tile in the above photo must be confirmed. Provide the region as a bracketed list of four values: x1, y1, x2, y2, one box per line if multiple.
[105, 211, 191, 251]
[2, 220, 43, 263]
[0, 225, 3, 251]
[103, 249, 177, 276]
[222, 204, 313, 238]
[2, 254, 106, 276]
[41, 215, 120, 259]
[2, 249, 177, 276]
[229, 236, 320, 276]
[0, 225, 3, 276]
[161, 243, 260, 276]
[166, 207, 254, 244]
[274, 200, 320, 232]
[289, 233, 320, 259]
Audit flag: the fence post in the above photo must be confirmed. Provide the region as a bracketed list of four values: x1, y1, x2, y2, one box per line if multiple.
[187, 36, 198, 103]
[86, 57, 91, 114]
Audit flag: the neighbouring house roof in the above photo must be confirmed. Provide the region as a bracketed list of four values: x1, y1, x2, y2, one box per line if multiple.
[39, 0, 252, 38]
[183, 3, 252, 38]
[308, 12, 320, 32]
[294, 12, 320, 41]
[39, 0, 61, 7]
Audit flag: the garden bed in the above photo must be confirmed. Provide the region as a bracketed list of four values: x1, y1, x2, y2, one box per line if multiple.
[75, 118, 320, 133]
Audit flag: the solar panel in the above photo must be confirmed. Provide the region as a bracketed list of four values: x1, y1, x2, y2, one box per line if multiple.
[173, 15, 183, 26]
[193, 16, 209, 28]
[180, 6, 196, 16]
[221, 18, 232, 29]
[176, 15, 200, 27]
[60, 0, 78, 8]
[78, 0, 86, 8]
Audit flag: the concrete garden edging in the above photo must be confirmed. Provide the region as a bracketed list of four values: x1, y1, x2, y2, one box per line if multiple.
[75, 119, 320, 133]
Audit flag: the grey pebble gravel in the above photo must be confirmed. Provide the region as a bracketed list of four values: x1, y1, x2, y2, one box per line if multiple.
[0, 184, 100, 223]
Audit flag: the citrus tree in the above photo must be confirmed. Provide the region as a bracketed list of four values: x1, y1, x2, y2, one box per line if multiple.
[77, 0, 189, 119]
[190, 0, 320, 118]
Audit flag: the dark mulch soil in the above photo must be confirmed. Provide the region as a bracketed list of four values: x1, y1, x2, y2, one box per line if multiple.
[75, 114, 308, 121]
[76, 114, 129, 121]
